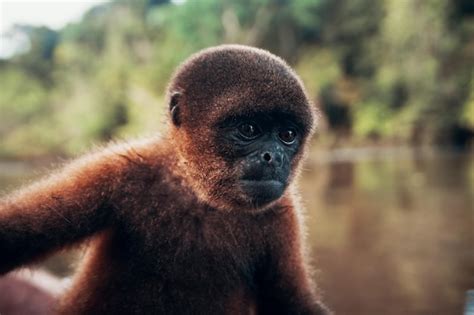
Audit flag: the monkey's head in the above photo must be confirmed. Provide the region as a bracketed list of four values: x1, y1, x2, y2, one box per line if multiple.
[167, 45, 315, 212]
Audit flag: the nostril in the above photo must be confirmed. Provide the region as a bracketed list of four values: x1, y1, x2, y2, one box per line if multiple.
[262, 152, 272, 163]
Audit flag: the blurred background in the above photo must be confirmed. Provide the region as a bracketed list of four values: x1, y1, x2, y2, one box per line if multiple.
[0, 0, 473, 314]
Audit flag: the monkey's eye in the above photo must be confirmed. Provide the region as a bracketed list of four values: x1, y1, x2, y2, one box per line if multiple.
[238, 123, 261, 139]
[278, 128, 297, 144]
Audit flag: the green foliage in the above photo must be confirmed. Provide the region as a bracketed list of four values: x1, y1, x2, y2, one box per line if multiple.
[1, 0, 473, 158]
[353, 101, 393, 138]
[0, 68, 48, 127]
[462, 78, 474, 128]
[0, 68, 53, 156]
[295, 48, 341, 96]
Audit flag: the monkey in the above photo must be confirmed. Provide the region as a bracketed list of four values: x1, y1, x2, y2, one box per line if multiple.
[0, 45, 330, 315]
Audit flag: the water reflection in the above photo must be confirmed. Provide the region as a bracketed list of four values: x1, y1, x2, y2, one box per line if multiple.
[302, 148, 474, 315]
[0, 148, 473, 315]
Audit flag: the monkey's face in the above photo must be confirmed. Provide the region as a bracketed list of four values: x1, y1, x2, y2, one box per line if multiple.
[167, 45, 315, 211]
[214, 111, 304, 209]
[172, 106, 312, 212]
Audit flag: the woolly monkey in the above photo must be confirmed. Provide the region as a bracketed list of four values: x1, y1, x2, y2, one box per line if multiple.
[0, 45, 330, 315]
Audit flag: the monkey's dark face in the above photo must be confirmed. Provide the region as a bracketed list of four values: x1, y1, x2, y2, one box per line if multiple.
[216, 112, 302, 208]
[172, 104, 311, 212]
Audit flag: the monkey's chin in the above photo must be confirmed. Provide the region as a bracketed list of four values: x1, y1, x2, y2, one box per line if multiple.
[239, 179, 285, 209]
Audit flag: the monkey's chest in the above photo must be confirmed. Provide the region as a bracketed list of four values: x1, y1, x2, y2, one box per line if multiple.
[128, 208, 259, 289]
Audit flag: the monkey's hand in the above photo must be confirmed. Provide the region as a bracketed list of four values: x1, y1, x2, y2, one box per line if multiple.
[0, 151, 125, 274]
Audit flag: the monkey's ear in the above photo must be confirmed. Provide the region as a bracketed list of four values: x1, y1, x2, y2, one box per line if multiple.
[169, 92, 181, 127]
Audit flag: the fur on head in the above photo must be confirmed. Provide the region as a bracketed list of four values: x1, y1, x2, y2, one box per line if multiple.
[166, 45, 315, 211]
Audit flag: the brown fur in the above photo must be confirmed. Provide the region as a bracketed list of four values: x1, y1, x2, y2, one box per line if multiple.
[0, 45, 329, 314]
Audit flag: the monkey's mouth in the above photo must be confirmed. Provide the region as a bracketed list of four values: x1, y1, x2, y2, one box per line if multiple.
[239, 179, 285, 206]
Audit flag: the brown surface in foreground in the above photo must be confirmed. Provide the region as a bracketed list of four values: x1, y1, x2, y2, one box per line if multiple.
[0, 274, 54, 315]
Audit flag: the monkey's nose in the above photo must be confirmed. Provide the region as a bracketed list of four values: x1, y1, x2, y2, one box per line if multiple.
[261, 151, 283, 167]
[262, 152, 272, 163]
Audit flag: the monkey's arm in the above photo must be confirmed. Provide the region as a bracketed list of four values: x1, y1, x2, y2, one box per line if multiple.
[258, 206, 330, 315]
[0, 151, 125, 274]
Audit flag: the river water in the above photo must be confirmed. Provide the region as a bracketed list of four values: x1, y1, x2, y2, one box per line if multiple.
[302, 147, 473, 315]
[1, 147, 473, 315]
